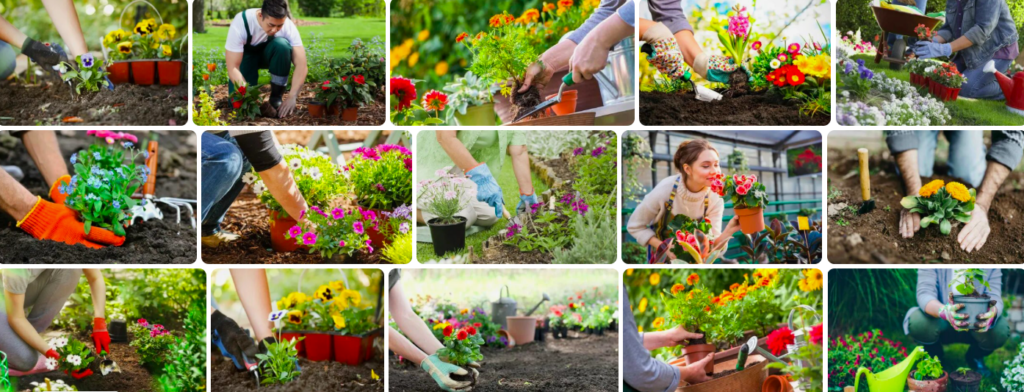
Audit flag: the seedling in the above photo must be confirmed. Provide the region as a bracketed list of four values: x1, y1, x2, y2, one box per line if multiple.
[835, 218, 848, 227]
[62, 131, 147, 236]
[259, 311, 304, 385]
[58, 54, 111, 95]
[956, 367, 971, 376]
[952, 269, 989, 296]
[913, 354, 943, 380]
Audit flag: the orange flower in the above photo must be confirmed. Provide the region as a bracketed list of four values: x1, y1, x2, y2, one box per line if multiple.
[207, 63, 216, 72]
[686, 273, 699, 286]
[671, 283, 686, 295]
[729, 283, 740, 292]
[489, 14, 505, 28]
[711, 296, 722, 306]
[558, 0, 573, 8]
[919, 179, 945, 198]
[503, 14, 516, 24]
[455, 32, 469, 43]
[760, 278, 771, 287]
[475, 32, 487, 40]
[704, 306, 711, 312]
[543, 2, 556, 12]
[520, 8, 540, 23]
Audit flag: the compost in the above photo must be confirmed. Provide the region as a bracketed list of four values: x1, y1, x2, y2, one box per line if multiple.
[640, 91, 829, 126]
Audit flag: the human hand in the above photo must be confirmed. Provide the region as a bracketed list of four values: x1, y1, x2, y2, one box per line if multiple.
[420, 354, 474, 391]
[976, 299, 999, 332]
[516, 192, 539, 214]
[92, 318, 111, 355]
[21, 37, 67, 69]
[957, 206, 990, 253]
[50, 174, 72, 205]
[278, 96, 297, 118]
[17, 197, 125, 249]
[665, 326, 704, 347]
[675, 353, 713, 385]
[900, 209, 921, 239]
[569, 37, 611, 84]
[519, 60, 554, 93]
[696, 54, 738, 84]
[912, 41, 952, 59]
[211, 310, 259, 371]
[466, 163, 503, 218]
[939, 293, 970, 332]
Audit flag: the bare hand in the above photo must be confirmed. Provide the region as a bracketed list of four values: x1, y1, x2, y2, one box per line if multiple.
[676, 353, 713, 385]
[666, 326, 703, 347]
[568, 38, 610, 84]
[519, 61, 554, 93]
[278, 97, 297, 118]
[957, 206, 990, 253]
[900, 209, 921, 238]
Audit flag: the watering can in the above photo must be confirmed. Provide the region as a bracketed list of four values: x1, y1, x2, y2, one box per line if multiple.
[853, 346, 926, 392]
[492, 285, 518, 329]
[984, 60, 1024, 117]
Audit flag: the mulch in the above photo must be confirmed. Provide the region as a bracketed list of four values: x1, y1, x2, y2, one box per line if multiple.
[197, 83, 385, 126]
[211, 351, 384, 392]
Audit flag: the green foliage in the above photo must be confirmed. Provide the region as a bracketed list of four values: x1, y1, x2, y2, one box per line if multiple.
[572, 133, 617, 197]
[305, 33, 338, 82]
[622, 242, 647, 264]
[347, 144, 412, 210]
[651, 77, 692, 94]
[256, 337, 303, 385]
[192, 87, 227, 126]
[900, 183, 975, 235]
[251, 144, 351, 216]
[53, 336, 95, 373]
[284, 203, 372, 259]
[552, 209, 616, 264]
[65, 139, 145, 237]
[228, 82, 263, 120]
[829, 330, 909, 390]
[462, 13, 540, 96]
[442, 71, 493, 124]
[382, 233, 413, 264]
[117, 269, 207, 324]
[435, 324, 485, 366]
[298, 0, 336, 17]
[60, 54, 111, 94]
[336, 74, 377, 107]
[157, 302, 207, 392]
[343, 36, 386, 89]
[952, 268, 990, 296]
[129, 319, 175, 368]
[622, 132, 653, 203]
[828, 269, 917, 334]
[505, 208, 574, 253]
[914, 354, 944, 380]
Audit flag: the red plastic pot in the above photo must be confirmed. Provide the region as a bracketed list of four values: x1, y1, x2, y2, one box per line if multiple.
[304, 332, 332, 361]
[327, 103, 342, 117]
[341, 107, 359, 121]
[131, 60, 156, 85]
[910, 73, 927, 87]
[934, 83, 961, 102]
[735, 207, 766, 234]
[108, 62, 130, 85]
[332, 329, 380, 365]
[157, 60, 183, 86]
[280, 331, 305, 355]
[545, 90, 578, 116]
[268, 209, 304, 252]
[309, 102, 326, 118]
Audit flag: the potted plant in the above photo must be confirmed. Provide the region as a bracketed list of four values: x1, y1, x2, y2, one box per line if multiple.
[928, 63, 966, 102]
[129, 18, 159, 85]
[901, 179, 976, 235]
[436, 322, 484, 386]
[156, 39, 183, 86]
[443, 71, 495, 125]
[418, 166, 476, 256]
[949, 269, 992, 330]
[262, 310, 303, 385]
[459, 13, 542, 121]
[908, 354, 947, 392]
[326, 283, 381, 365]
[128, 319, 174, 372]
[346, 143, 413, 249]
[103, 28, 131, 84]
[300, 284, 343, 362]
[309, 79, 338, 118]
[949, 367, 981, 392]
[714, 173, 769, 234]
[665, 273, 717, 374]
[284, 206, 372, 261]
[50, 336, 96, 379]
[60, 131, 146, 237]
[245, 145, 350, 252]
[334, 74, 375, 121]
[907, 59, 938, 87]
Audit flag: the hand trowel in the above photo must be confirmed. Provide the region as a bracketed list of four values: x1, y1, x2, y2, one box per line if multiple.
[513, 73, 577, 123]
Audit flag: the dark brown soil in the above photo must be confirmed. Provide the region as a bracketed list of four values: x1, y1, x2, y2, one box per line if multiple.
[827, 148, 1024, 263]
[15, 332, 156, 392]
[389, 332, 618, 392]
[197, 83, 385, 126]
[510, 84, 542, 121]
[727, 68, 750, 95]
[0, 131, 197, 264]
[640, 91, 830, 126]
[212, 351, 383, 392]
[710, 361, 761, 380]
[0, 80, 188, 126]
[949, 370, 982, 384]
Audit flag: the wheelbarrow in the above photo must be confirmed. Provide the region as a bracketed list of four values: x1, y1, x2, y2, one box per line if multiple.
[871, 5, 943, 70]
[853, 346, 926, 392]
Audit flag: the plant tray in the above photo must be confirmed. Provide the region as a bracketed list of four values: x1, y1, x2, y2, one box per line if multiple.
[507, 112, 596, 126]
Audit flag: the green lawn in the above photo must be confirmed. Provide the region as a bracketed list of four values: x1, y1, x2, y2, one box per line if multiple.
[192, 17, 386, 58]
[850, 54, 1023, 126]
[417, 161, 550, 262]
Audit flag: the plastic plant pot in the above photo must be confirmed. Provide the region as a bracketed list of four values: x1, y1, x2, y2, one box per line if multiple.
[908, 371, 948, 392]
[131, 60, 156, 85]
[341, 107, 359, 122]
[304, 332, 332, 361]
[934, 84, 961, 102]
[108, 62, 130, 85]
[762, 375, 793, 392]
[506, 316, 537, 345]
[735, 207, 766, 234]
[545, 90, 578, 116]
[308, 102, 326, 118]
[268, 210, 304, 252]
[157, 60, 183, 86]
[681, 343, 715, 374]
[949, 370, 981, 392]
[454, 102, 496, 126]
[327, 103, 342, 117]
[953, 295, 991, 330]
[280, 331, 305, 356]
[332, 329, 381, 365]
[363, 207, 393, 250]
[109, 319, 128, 343]
[428, 216, 467, 257]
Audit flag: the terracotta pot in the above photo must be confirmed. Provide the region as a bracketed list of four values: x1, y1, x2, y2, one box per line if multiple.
[681, 343, 716, 374]
[157, 60, 183, 86]
[108, 62, 130, 84]
[308, 101, 326, 118]
[497, 329, 515, 348]
[908, 371, 948, 392]
[280, 331, 305, 355]
[304, 332, 332, 361]
[268, 210, 304, 252]
[735, 207, 766, 234]
[506, 316, 537, 345]
[362, 207, 393, 249]
[341, 107, 359, 121]
[762, 375, 793, 392]
[545, 90, 578, 116]
[131, 60, 156, 85]
[493, 69, 602, 124]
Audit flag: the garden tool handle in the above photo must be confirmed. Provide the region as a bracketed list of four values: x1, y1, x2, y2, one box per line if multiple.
[857, 148, 870, 202]
[142, 139, 159, 196]
[562, 72, 575, 87]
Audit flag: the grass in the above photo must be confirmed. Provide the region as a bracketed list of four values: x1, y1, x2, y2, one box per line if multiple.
[192, 17, 386, 58]
[417, 160, 550, 262]
[849, 54, 1023, 126]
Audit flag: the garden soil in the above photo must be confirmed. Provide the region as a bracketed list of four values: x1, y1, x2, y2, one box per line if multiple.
[211, 352, 384, 392]
[0, 131, 197, 264]
[16, 332, 155, 392]
[199, 83, 385, 126]
[389, 331, 619, 392]
[0, 80, 188, 125]
[640, 91, 829, 125]
[827, 148, 1024, 263]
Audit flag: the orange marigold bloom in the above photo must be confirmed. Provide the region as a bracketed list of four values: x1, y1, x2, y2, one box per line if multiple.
[543, 2, 556, 12]
[558, 0, 573, 8]
[760, 278, 771, 287]
[946, 182, 972, 202]
[475, 32, 487, 40]
[919, 179, 945, 198]
[670, 283, 686, 295]
[504, 14, 516, 24]
[455, 32, 469, 43]
[489, 14, 505, 28]
[729, 283, 740, 291]
[521, 8, 540, 23]
[711, 296, 722, 305]
[686, 273, 699, 286]
[704, 306, 711, 312]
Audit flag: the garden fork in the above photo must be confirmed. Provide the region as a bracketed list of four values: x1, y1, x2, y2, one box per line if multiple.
[129, 134, 197, 230]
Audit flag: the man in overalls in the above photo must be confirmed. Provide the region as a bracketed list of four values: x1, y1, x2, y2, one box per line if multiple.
[224, 0, 308, 118]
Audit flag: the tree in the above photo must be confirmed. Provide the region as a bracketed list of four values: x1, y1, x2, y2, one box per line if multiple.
[194, 0, 206, 34]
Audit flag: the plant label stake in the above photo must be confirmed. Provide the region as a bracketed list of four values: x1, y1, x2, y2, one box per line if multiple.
[856, 148, 875, 214]
[513, 73, 576, 122]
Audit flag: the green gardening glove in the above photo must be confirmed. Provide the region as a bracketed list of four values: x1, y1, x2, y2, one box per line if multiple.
[695, 53, 738, 84]
[939, 293, 970, 332]
[421, 354, 474, 391]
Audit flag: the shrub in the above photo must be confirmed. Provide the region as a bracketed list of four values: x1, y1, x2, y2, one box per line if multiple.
[62, 131, 147, 237]
[157, 302, 206, 392]
[346, 144, 412, 210]
[193, 87, 227, 126]
[571, 132, 617, 199]
[381, 233, 413, 264]
[305, 33, 337, 82]
[248, 144, 351, 217]
[129, 319, 175, 368]
[552, 211, 615, 264]
[345, 37, 386, 90]
[297, 0, 334, 17]
[828, 330, 908, 390]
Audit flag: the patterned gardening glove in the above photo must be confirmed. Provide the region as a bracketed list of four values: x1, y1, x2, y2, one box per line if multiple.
[420, 354, 473, 392]
[694, 53, 739, 84]
[466, 163, 504, 218]
[976, 299, 999, 332]
[17, 197, 126, 249]
[641, 23, 689, 80]
[939, 293, 970, 332]
[92, 317, 111, 355]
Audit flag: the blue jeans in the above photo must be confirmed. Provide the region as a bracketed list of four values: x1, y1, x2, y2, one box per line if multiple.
[201, 132, 252, 236]
[915, 131, 987, 188]
[955, 57, 1012, 100]
[0, 41, 14, 80]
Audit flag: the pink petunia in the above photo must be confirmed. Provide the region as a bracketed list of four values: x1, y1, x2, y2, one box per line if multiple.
[302, 232, 317, 246]
[353, 221, 364, 234]
[332, 208, 346, 220]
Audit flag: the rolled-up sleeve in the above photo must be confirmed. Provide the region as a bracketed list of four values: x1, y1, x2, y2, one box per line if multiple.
[233, 131, 282, 172]
[624, 285, 680, 392]
[617, 1, 636, 28]
[987, 131, 1024, 170]
[564, 0, 626, 44]
[963, 0, 1000, 47]
[648, 0, 693, 34]
[986, 269, 1005, 315]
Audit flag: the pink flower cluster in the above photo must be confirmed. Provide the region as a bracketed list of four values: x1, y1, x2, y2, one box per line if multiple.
[675, 230, 699, 249]
[733, 174, 757, 195]
[727, 7, 750, 37]
[87, 130, 138, 145]
[138, 318, 168, 337]
[708, 172, 726, 196]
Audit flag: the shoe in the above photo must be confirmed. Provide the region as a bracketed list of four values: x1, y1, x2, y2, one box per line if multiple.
[202, 231, 240, 248]
[966, 354, 992, 378]
[269, 83, 286, 109]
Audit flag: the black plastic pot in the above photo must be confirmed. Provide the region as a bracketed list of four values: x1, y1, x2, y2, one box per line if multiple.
[950, 371, 982, 392]
[428, 216, 467, 257]
[609, 320, 618, 331]
[109, 319, 128, 342]
[595, 326, 604, 336]
[535, 328, 545, 342]
[552, 327, 562, 339]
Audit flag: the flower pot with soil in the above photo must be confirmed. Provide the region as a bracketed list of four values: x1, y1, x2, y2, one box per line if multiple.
[334, 74, 375, 122]
[107, 61, 130, 84]
[131, 60, 156, 85]
[340, 107, 359, 121]
[947, 269, 993, 330]
[333, 328, 383, 366]
[948, 368, 981, 392]
[676, 357, 768, 392]
[711, 173, 769, 234]
[436, 322, 484, 386]
[928, 63, 965, 102]
[908, 354, 947, 392]
[269, 210, 304, 252]
[109, 319, 128, 343]
[762, 375, 793, 392]
[303, 331, 333, 361]
[419, 166, 475, 256]
[546, 89, 579, 116]
[506, 316, 537, 345]
[442, 71, 496, 126]
[157, 60, 183, 85]
[348, 144, 413, 250]
[309, 101, 327, 118]
[682, 343, 716, 374]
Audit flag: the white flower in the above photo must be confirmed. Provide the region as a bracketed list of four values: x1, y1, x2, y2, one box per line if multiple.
[309, 167, 322, 181]
[289, 158, 302, 170]
[301, 167, 310, 177]
[50, 336, 68, 348]
[252, 180, 267, 195]
[435, 168, 449, 178]
[45, 357, 58, 370]
[242, 172, 257, 185]
[68, 354, 81, 366]
[770, 59, 781, 69]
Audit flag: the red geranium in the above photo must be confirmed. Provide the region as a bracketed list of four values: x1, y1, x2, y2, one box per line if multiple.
[767, 327, 795, 356]
[232, 101, 241, 109]
[422, 89, 448, 112]
[466, 326, 477, 336]
[238, 85, 246, 95]
[321, 80, 331, 91]
[390, 77, 417, 111]
[809, 323, 823, 345]
[443, 325, 454, 337]
[474, 322, 482, 328]
[354, 75, 366, 85]
[456, 330, 469, 340]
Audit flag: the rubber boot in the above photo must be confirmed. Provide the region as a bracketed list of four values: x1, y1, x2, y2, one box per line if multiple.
[269, 83, 286, 109]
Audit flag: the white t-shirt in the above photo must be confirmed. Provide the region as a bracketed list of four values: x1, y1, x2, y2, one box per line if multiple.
[225, 9, 303, 53]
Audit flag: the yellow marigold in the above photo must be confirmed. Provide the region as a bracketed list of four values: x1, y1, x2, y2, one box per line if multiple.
[652, 317, 665, 329]
[649, 273, 661, 286]
[670, 283, 686, 295]
[461, 308, 469, 315]
[638, 297, 648, 313]
[543, 2, 556, 12]
[417, 29, 430, 42]
[919, 179, 945, 197]
[435, 61, 449, 76]
[408, 52, 419, 67]
[794, 54, 831, 79]
[729, 283, 741, 291]
[945, 182, 972, 203]
[626, 269, 634, 276]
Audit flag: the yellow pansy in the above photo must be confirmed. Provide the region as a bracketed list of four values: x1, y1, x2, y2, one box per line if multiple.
[117, 41, 132, 54]
[332, 313, 346, 329]
[160, 44, 172, 57]
[286, 310, 303, 325]
[154, 24, 177, 41]
[652, 317, 665, 328]
[315, 285, 335, 302]
[104, 29, 128, 47]
[329, 280, 346, 292]
[134, 18, 157, 36]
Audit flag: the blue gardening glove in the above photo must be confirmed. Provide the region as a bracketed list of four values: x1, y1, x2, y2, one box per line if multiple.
[939, 293, 970, 332]
[516, 192, 538, 214]
[912, 41, 952, 59]
[467, 163, 503, 218]
[211, 310, 259, 371]
[420, 354, 474, 391]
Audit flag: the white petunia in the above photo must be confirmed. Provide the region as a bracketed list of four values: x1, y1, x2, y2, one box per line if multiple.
[68, 354, 82, 366]
[252, 180, 267, 195]
[309, 167, 322, 181]
[46, 357, 58, 370]
[289, 158, 302, 170]
[50, 336, 68, 348]
[242, 172, 257, 185]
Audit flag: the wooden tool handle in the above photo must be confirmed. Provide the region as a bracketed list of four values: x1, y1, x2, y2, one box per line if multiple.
[858, 148, 870, 201]
[143, 140, 159, 196]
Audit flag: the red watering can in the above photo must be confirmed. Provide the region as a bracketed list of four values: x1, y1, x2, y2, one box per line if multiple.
[984, 60, 1024, 116]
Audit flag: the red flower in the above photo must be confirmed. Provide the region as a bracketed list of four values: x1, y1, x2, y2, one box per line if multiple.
[767, 327, 795, 356]
[443, 325, 454, 337]
[787, 68, 806, 86]
[421, 89, 448, 112]
[390, 77, 417, 111]
[809, 324, 823, 345]
[341, 76, 347, 82]
[467, 326, 477, 336]
[232, 101, 241, 109]
[473, 322, 482, 328]
[569, 302, 576, 310]
[456, 32, 469, 43]
[354, 75, 366, 85]
[456, 330, 469, 340]
[238, 85, 246, 95]
[321, 83, 330, 91]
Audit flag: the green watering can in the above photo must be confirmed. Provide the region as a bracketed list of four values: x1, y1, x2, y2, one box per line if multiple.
[853, 346, 926, 392]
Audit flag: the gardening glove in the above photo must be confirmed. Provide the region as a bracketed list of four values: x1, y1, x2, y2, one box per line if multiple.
[16, 197, 126, 249]
[92, 317, 111, 355]
[49, 174, 72, 205]
[69, 368, 93, 379]
[976, 299, 999, 332]
[20, 37, 67, 70]
[912, 41, 952, 59]
[641, 23, 689, 80]
[44, 348, 60, 361]
[693, 53, 738, 84]
[466, 163, 503, 218]
[421, 354, 473, 392]
[939, 293, 970, 332]
[212, 310, 260, 371]
[516, 192, 538, 214]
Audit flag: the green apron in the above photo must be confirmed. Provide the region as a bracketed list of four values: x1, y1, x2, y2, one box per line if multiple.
[229, 11, 292, 93]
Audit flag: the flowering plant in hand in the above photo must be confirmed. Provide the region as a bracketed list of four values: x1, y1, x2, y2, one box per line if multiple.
[246, 144, 351, 217]
[346, 144, 412, 210]
[61, 131, 147, 237]
[59, 54, 111, 93]
[435, 322, 485, 366]
[417, 167, 477, 224]
[229, 81, 263, 120]
[285, 206, 372, 258]
[915, 24, 935, 40]
[900, 179, 975, 235]
[459, 13, 541, 98]
[51, 336, 95, 374]
[716, 173, 768, 209]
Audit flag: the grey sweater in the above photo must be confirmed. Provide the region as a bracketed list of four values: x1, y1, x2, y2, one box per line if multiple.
[886, 130, 1024, 171]
[623, 285, 680, 392]
[903, 269, 1003, 333]
[565, 0, 633, 44]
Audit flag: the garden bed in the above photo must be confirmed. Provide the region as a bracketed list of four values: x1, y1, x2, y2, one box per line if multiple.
[198, 82, 385, 126]
[389, 332, 618, 391]
[827, 149, 1024, 263]
[0, 81, 188, 125]
[211, 352, 384, 392]
[640, 91, 829, 126]
[0, 131, 197, 264]
[15, 332, 155, 392]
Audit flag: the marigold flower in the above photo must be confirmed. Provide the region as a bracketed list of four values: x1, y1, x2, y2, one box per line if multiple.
[671, 283, 686, 295]
[455, 32, 469, 43]
[652, 317, 665, 328]
[946, 182, 971, 202]
[919, 179, 945, 198]
[649, 272, 661, 286]
[520, 8, 540, 23]
[686, 273, 700, 286]
[558, 0, 573, 8]
[638, 297, 648, 313]
[489, 14, 506, 28]
[543, 2, 556, 12]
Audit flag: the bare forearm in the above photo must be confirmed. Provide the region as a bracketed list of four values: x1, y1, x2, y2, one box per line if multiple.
[389, 326, 428, 363]
[389, 283, 443, 356]
[22, 131, 68, 186]
[541, 40, 576, 73]
[975, 162, 1010, 210]
[0, 169, 37, 221]
[289, 64, 307, 96]
[436, 131, 479, 172]
[673, 30, 702, 66]
[642, 330, 672, 350]
[84, 269, 105, 319]
[895, 150, 922, 195]
[258, 162, 308, 221]
[924, 299, 943, 318]
[229, 269, 274, 341]
[508, 145, 533, 195]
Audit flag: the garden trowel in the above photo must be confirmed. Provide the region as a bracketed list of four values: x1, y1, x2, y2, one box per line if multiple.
[736, 336, 787, 371]
[640, 42, 722, 102]
[856, 148, 876, 215]
[99, 355, 121, 376]
[513, 73, 576, 122]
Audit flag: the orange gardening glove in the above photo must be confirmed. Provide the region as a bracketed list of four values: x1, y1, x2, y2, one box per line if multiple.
[49, 174, 71, 205]
[16, 196, 125, 248]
